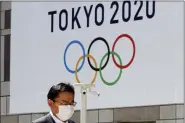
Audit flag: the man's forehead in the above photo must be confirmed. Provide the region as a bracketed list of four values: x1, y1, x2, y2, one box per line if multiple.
[58, 91, 74, 96]
[56, 92, 74, 100]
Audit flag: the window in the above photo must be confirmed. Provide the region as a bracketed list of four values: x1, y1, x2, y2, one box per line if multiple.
[0, 36, 1, 81]
[4, 34, 10, 81]
[4, 10, 11, 29]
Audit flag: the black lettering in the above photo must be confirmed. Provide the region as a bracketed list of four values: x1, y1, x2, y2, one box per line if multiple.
[95, 3, 104, 26]
[84, 5, 93, 27]
[48, 11, 57, 32]
[134, 1, 143, 21]
[122, 1, 131, 22]
[72, 7, 81, 29]
[110, 1, 119, 24]
[146, 1, 155, 19]
[59, 9, 68, 31]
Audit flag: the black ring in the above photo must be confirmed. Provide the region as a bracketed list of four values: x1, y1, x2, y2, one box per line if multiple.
[87, 37, 110, 71]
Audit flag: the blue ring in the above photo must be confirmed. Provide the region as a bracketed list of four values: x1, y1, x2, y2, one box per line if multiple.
[64, 40, 86, 73]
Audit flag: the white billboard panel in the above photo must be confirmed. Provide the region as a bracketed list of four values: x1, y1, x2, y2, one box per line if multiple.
[10, 1, 184, 114]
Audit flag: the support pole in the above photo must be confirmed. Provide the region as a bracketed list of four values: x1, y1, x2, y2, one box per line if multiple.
[74, 83, 99, 123]
[81, 87, 87, 123]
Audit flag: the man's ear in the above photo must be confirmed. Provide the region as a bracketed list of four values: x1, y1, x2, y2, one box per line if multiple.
[48, 99, 53, 106]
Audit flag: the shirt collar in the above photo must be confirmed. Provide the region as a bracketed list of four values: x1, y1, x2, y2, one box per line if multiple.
[50, 111, 68, 123]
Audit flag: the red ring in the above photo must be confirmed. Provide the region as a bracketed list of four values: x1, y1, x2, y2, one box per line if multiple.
[112, 34, 136, 69]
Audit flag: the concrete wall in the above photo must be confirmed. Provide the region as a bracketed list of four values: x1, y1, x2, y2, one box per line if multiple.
[0, 2, 184, 123]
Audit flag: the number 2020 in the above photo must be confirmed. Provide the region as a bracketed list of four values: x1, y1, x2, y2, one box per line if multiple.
[110, 0, 155, 24]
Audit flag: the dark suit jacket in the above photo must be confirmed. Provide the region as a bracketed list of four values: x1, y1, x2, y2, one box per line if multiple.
[32, 113, 75, 123]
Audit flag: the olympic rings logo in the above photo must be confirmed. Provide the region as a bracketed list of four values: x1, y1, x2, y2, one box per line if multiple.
[63, 34, 136, 86]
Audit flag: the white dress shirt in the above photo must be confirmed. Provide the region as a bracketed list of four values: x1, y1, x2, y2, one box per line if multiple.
[50, 111, 68, 123]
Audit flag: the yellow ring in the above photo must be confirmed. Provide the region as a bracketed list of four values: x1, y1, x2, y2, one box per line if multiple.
[75, 54, 98, 85]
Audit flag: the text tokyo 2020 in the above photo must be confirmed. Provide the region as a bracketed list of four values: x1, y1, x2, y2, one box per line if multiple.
[48, 1, 155, 32]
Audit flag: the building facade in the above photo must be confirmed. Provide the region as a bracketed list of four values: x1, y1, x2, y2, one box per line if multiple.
[0, 2, 184, 123]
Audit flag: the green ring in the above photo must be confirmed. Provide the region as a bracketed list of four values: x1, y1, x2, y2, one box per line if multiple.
[99, 51, 122, 86]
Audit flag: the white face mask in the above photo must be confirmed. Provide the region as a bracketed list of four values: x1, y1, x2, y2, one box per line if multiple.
[56, 105, 74, 121]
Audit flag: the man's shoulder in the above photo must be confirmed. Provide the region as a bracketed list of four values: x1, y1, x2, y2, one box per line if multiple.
[32, 114, 49, 123]
[32, 113, 75, 123]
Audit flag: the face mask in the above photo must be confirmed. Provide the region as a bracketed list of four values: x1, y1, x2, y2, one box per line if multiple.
[56, 105, 74, 121]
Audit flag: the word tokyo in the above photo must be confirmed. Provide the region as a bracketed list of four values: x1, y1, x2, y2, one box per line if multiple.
[48, 0, 155, 32]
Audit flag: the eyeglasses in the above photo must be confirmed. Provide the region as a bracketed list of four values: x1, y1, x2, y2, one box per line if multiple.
[53, 100, 77, 106]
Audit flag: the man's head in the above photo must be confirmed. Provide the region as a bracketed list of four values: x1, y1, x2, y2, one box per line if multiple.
[47, 82, 76, 121]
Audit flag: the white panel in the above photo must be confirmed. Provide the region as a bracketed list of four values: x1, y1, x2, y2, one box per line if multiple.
[10, 1, 184, 114]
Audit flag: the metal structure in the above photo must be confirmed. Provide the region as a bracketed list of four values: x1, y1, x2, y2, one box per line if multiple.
[74, 83, 100, 123]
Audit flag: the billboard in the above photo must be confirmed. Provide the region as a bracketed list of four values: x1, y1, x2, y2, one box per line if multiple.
[10, 1, 184, 114]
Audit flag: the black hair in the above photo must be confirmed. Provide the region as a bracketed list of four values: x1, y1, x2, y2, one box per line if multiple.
[47, 82, 75, 100]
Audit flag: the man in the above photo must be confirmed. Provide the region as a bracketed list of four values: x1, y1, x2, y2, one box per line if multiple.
[33, 82, 76, 123]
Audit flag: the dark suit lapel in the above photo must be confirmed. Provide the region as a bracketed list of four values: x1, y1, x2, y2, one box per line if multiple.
[68, 120, 74, 123]
[45, 113, 56, 123]
[45, 113, 74, 123]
